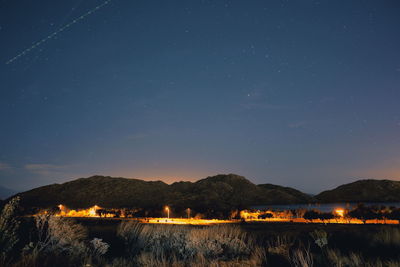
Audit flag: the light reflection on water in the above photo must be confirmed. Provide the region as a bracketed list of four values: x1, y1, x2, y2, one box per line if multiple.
[252, 202, 400, 213]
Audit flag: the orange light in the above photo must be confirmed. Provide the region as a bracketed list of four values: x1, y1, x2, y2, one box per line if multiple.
[165, 206, 170, 218]
[335, 209, 345, 217]
[35, 206, 399, 225]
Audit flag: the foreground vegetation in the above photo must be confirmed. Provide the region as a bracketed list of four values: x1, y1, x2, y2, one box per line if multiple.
[2, 198, 400, 266]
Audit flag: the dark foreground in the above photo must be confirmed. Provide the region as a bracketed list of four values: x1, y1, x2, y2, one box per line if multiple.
[76, 218, 400, 266]
[3, 211, 400, 266]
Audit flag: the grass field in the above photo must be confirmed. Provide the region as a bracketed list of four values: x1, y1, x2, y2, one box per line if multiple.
[2, 198, 400, 266]
[77, 217, 400, 266]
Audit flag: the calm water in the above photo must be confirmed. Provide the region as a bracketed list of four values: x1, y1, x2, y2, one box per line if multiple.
[252, 202, 400, 213]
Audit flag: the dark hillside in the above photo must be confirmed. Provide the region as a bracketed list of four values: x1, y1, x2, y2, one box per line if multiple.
[14, 174, 313, 215]
[316, 179, 400, 203]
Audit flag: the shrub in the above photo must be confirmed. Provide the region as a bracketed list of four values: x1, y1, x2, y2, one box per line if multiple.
[89, 238, 109, 257]
[309, 229, 328, 249]
[117, 222, 256, 265]
[0, 197, 21, 263]
[33, 214, 87, 256]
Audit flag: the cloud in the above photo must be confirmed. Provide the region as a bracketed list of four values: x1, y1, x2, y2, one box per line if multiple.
[24, 164, 67, 176]
[0, 162, 12, 171]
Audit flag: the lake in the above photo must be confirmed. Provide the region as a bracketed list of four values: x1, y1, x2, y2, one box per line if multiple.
[252, 202, 400, 213]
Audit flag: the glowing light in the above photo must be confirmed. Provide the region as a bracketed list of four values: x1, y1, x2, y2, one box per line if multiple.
[36, 205, 399, 225]
[186, 208, 191, 219]
[165, 206, 170, 219]
[335, 209, 345, 217]
[145, 218, 236, 225]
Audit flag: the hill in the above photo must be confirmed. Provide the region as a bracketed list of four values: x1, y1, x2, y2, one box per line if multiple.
[315, 179, 400, 203]
[258, 184, 313, 204]
[13, 174, 312, 214]
[15, 176, 170, 209]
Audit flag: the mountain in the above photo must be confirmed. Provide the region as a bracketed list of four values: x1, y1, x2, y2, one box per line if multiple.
[0, 185, 16, 200]
[257, 184, 313, 204]
[15, 176, 170, 209]
[13, 174, 312, 214]
[315, 179, 400, 203]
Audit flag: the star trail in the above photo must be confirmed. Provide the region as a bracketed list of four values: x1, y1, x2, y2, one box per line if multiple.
[5, 0, 112, 65]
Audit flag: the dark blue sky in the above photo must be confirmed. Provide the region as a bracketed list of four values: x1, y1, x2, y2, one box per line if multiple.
[1, 0, 399, 193]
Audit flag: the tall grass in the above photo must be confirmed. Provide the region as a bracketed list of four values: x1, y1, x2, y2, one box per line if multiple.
[3, 197, 400, 267]
[266, 235, 294, 259]
[117, 222, 260, 265]
[0, 197, 20, 265]
[371, 227, 400, 248]
[14, 215, 109, 267]
[290, 245, 313, 267]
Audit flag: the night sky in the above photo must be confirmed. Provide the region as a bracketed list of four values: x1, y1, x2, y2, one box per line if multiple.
[1, 0, 400, 194]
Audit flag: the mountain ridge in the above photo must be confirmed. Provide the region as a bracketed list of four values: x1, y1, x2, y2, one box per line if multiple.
[13, 174, 312, 213]
[315, 179, 400, 203]
[10, 176, 400, 214]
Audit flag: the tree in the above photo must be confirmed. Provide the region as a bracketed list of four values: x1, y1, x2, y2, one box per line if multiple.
[387, 208, 400, 223]
[320, 212, 334, 223]
[348, 204, 377, 223]
[303, 210, 320, 222]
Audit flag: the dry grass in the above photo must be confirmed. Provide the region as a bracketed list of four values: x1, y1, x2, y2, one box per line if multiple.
[10, 215, 109, 267]
[290, 245, 313, 267]
[371, 227, 400, 248]
[117, 222, 260, 266]
[385, 260, 400, 267]
[2, 200, 400, 267]
[107, 257, 135, 267]
[326, 249, 367, 267]
[135, 252, 265, 267]
[33, 214, 88, 256]
[325, 249, 400, 267]
[266, 235, 293, 259]
[0, 197, 20, 265]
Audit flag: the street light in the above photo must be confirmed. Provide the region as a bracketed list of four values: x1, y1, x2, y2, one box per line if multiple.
[186, 208, 191, 219]
[165, 206, 170, 219]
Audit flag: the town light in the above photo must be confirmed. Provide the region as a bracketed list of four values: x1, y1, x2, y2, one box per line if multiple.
[335, 209, 345, 217]
[165, 206, 170, 219]
[187, 208, 191, 219]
